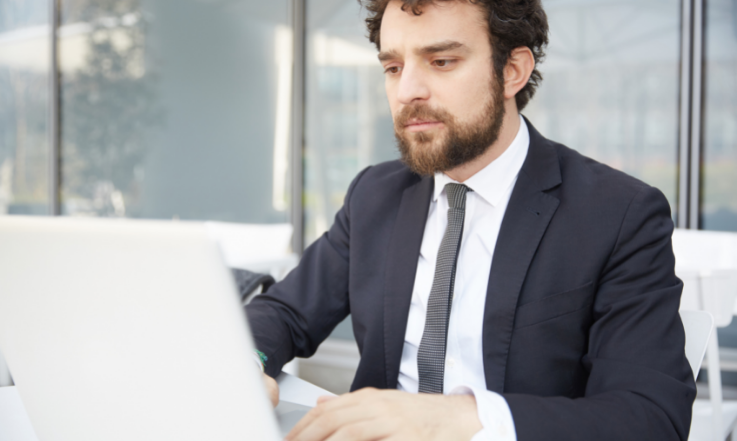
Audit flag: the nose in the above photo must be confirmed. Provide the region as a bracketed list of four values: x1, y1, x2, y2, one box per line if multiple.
[396, 62, 430, 105]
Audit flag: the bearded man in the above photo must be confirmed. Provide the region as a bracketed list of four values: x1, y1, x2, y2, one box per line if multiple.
[246, 1, 696, 440]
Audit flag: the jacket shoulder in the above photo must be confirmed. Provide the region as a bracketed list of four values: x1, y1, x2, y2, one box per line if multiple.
[550, 141, 663, 207]
[350, 160, 422, 195]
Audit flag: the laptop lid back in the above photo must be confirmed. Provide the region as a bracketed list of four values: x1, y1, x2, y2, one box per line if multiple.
[0, 216, 280, 441]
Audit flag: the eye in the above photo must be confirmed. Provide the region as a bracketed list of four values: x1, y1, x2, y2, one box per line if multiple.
[432, 59, 455, 68]
[384, 66, 401, 75]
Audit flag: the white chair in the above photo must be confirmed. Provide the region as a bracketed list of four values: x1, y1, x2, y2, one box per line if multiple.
[682, 310, 714, 380]
[679, 309, 713, 440]
[673, 229, 737, 441]
[674, 229, 737, 315]
[678, 267, 737, 441]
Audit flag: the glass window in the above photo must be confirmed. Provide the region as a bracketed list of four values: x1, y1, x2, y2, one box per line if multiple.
[58, 0, 292, 223]
[0, 0, 50, 215]
[701, 0, 737, 231]
[524, 0, 682, 213]
[303, 0, 397, 245]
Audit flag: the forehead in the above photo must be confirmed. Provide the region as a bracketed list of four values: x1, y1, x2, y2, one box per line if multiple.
[379, 0, 489, 54]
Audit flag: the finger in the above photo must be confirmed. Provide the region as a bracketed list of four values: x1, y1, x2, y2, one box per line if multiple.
[287, 400, 376, 441]
[263, 374, 279, 407]
[287, 389, 381, 440]
[315, 388, 378, 410]
[287, 401, 333, 440]
[269, 383, 279, 407]
[325, 420, 393, 441]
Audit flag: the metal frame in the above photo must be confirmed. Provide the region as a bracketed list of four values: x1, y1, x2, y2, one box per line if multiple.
[48, 0, 61, 216]
[678, 0, 693, 229]
[689, 0, 705, 230]
[290, 0, 306, 253]
[678, 0, 705, 230]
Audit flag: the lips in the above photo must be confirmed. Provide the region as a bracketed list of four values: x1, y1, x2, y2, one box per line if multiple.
[404, 120, 444, 132]
[396, 104, 448, 133]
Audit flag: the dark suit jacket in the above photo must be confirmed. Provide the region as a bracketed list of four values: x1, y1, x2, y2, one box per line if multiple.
[246, 119, 696, 440]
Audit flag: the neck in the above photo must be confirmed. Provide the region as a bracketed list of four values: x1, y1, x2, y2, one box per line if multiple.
[444, 101, 520, 183]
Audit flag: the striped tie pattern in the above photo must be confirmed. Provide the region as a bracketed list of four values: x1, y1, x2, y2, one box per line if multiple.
[417, 183, 469, 394]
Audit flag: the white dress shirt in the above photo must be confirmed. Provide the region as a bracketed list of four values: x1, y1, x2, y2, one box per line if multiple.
[397, 115, 529, 441]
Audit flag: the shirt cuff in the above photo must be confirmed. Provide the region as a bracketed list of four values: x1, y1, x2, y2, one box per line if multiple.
[450, 385, 516, 441]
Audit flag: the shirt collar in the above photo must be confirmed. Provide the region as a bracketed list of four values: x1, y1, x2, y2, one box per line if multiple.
[433, 114, 530, 207]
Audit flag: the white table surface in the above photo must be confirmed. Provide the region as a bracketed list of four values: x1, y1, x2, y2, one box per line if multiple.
[0, 373, 333, 441]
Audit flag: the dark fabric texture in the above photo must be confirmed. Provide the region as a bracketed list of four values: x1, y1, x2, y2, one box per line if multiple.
[245, 118, 695, 441]
[231, 268, 275, 304]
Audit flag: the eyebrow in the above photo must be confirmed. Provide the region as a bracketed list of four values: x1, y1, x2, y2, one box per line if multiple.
[377, 41, 466, 62]
[378, 49, 400, 62]
[415, 41, 465, 56]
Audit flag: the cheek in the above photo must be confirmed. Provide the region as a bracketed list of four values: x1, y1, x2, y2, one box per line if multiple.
[434, 70, 493, 120]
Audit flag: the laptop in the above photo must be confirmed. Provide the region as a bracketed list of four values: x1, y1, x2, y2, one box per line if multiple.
[0, 216, 310, 441]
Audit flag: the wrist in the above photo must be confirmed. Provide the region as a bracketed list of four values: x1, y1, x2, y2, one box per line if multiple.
[449, 394, 483, 440]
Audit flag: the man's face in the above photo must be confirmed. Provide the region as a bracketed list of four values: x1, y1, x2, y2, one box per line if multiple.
[379, 0, 505, 176]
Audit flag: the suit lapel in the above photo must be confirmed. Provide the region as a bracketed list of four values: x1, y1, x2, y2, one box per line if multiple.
[383, 175, 433, 389]
[483, 120, 562, 393]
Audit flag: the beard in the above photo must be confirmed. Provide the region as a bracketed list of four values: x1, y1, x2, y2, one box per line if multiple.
[394, 79, 506, 177]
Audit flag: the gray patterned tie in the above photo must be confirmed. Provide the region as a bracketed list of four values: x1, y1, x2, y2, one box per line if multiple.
[417, 183, 469, 394]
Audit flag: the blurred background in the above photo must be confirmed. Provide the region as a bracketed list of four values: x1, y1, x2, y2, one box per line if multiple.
[0, 0, 736, 399]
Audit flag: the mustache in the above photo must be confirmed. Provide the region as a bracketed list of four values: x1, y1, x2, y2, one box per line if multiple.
[395, 104, 453, 128]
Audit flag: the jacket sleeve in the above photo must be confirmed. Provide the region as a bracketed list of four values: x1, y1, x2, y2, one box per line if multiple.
[503, 185, 696, 441]
[244, 167, 372, 378]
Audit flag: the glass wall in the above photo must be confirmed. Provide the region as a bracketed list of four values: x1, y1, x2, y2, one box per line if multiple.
[702, 0, 737, 231]
[57, 0, 292, 223]
[524, 0, 682, 212]
[303, 0, 397, 245]
[0, 0, 50, 215]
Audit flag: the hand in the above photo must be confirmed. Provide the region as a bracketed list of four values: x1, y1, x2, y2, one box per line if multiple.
[263, 372, 279, 407]
[285, 388, 482, 441]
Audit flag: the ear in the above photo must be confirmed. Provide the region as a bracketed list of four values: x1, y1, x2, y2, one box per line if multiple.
[503, 47, 535, 100]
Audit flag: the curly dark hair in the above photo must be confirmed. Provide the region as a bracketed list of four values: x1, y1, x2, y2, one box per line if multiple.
[361, 0, 549, 111]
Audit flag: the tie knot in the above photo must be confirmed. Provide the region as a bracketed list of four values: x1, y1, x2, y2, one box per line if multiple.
[445, 183, 469, 209]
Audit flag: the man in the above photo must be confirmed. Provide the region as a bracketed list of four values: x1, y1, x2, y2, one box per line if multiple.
[247, 0, 696, 440]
